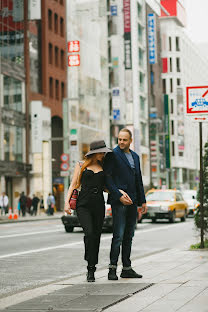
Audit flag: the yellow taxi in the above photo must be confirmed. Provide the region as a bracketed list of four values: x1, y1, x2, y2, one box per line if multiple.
[143, 189, 188, 223]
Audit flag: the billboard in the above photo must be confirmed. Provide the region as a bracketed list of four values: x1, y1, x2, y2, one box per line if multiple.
[160, 0, 186, 27]
[186, 86, 208, 115]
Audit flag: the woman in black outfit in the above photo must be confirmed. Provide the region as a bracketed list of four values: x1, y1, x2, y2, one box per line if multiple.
[65, 140, 112, 282]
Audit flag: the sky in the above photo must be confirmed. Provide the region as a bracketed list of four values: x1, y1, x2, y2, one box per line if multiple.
[185, 0, 208, 44]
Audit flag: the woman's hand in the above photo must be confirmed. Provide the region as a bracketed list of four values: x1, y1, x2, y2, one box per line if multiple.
[64, 200, 71, 215]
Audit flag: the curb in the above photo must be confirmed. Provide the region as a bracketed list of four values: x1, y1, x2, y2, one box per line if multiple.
[0, 215, 62, 224]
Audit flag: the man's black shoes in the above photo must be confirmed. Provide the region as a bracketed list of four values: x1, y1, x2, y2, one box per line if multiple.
[108, 268, 118, 280]
[120, 268, 143, 278]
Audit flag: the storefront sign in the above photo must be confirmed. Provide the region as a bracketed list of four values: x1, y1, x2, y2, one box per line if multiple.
[29, 0, 41, 20]
[148, 13, 157, 64]
[164, 95, 171, 169]
[123, 0, 132, 69]
[68, 41, 80, 53]
[68, 55, 80, 67]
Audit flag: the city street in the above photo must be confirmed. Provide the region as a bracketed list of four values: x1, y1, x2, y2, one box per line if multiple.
[0, 218, 197, 300]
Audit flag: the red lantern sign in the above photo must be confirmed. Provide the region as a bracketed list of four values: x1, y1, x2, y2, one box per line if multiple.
[68, 55, 80, 67]
[68, 41, 80, 53]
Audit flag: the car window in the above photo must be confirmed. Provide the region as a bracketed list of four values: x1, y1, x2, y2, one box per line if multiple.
[176, 193, 183, 201]
[146, 191, 175, 201]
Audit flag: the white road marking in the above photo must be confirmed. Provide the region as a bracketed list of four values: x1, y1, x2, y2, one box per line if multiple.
[0, 222, 192, 260]
[0, 228, 63, 239]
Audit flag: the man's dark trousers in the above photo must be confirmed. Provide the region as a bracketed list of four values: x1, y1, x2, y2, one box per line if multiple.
[110, 203, 137, 268]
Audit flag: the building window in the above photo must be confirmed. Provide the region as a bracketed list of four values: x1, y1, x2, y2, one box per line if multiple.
[177, 78, 181, 86]
[138, 24, 143, 43]
[49, 43, 53, 64]
[171, 120, 174, 135]
[179, 152, 183, 157]
[55, 80, 59, 100]
[54, 13, 58, 33]
[176, 57, 181, 72]
[176, 37, 180, 51]
[171, 99, 174, 114]
[172, 141, 175, 156]
[139, 48, 144, 67]
[3, 76, 22, 112]
[137, 3, 142, 18]
[55, 46, 59, 66]
[60, 17, 64, 37]
[139, 72, 144, 92]
[169, 37, 172, 51]
[170, 78, 173, 93]
[140, 96, 145, 115]
[162, 79, 166, 94]
[48, 9, 52, 30]
[141, 123, 146, 146]
[61, 82, 65, 99]
[169, 58, 172, 72]
[61, 50, 65, 69]
[4, 125, 23, 162]
[49, 77, 53, 97]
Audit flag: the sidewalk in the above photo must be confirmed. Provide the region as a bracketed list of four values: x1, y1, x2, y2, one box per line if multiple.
[0, 212, 63, 224]
[0, 246, 208, 311]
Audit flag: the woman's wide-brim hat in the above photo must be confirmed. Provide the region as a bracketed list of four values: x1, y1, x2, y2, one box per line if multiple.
[85, 140, 112, 157]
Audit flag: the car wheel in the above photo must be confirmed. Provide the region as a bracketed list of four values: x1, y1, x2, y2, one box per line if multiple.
[65, 225, 74, 233]
[152, 217, 157, 223]
[169, 211, 176, 223]
[181, 211, 186, 222]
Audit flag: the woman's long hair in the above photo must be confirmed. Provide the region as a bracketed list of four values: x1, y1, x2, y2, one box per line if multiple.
[76, 154, 102, 189]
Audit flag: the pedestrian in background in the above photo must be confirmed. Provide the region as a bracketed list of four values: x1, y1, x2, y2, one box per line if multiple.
[26, 195, 32, 215]
[47, 193, 55, 215]
[0, 192, 9, 216]
[104, 128, 147, 280]
[31, 194, 40, 216]
[19, 192, 27, 217]
[64, 140, 112, 282]
[40, 195, 44, 212]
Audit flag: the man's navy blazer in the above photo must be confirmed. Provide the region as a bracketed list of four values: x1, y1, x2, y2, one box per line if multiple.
[104, 146, 146, 206]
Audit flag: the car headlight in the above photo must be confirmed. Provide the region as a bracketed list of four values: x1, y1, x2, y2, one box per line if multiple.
[160, 206, 169, 212]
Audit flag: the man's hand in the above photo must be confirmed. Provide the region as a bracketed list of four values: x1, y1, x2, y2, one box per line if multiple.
[141, 203, 147, 214]
[119, 190, 133, 205]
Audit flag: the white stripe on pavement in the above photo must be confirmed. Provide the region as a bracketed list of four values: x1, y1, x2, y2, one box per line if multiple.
[0, 222, 192, 260]
[0, 229, 63, 239]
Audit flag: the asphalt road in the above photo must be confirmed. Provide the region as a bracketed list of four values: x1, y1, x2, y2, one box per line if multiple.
[0, 217, 197, 299]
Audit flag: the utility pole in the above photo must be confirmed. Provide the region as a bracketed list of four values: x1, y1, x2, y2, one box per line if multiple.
[199, 122, 204, 248]
[24, 0, 30, 195]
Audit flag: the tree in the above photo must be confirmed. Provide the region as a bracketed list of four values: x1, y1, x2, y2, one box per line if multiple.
[195, 142, 208, 236]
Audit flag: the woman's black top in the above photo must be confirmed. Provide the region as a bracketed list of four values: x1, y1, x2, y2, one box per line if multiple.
[77, 169, 105, 206]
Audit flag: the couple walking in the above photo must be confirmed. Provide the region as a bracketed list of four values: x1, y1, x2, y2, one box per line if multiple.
[65, 128, 147, 282]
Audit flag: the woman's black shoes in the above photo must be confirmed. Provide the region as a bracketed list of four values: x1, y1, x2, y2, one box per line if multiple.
[108, 268, 118, 280]
[87, 266, 96, 282]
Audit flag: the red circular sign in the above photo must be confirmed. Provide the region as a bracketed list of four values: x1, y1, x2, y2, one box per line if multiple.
[60, 154, 69, 162]
[60, 163, 69, 171]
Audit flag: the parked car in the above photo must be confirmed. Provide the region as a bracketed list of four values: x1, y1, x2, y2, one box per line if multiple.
[182, 190, 199, 216]
[61, 192, 142, 232]
[142, 189, 188, 223]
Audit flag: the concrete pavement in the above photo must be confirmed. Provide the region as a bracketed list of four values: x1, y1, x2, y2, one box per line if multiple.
[0, 246, 208, 311]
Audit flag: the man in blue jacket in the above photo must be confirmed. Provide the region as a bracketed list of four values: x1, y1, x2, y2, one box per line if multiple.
[104, 128, 147, 280]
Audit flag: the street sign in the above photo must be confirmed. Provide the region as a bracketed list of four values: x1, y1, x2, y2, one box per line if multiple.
[188, 116, 208, 122]
[60, 163, 69, 171]
[60, 153, 69, 162]
[68, 41, 80, 53]
[60, 171, 69, 177]
[186, 86, 208, 115]
[68, 55, 80, 67]
[113, 109, 120, 121]
[110, 5, 117, 16]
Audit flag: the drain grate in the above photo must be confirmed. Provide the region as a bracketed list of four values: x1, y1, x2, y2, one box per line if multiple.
[102, 283, 154, 311]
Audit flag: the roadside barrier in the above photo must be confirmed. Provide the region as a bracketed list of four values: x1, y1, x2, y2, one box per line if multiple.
[8, 207, 13, 220]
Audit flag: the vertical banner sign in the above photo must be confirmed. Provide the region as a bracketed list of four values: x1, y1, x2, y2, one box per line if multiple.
[164, 95, 170, 169]
[123, 0, 132, 69]
[148, 13, 157, 65]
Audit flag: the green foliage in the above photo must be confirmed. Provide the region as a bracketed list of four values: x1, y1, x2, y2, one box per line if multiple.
[190, 240, 208, 249]
[195, 142, 208, 234]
